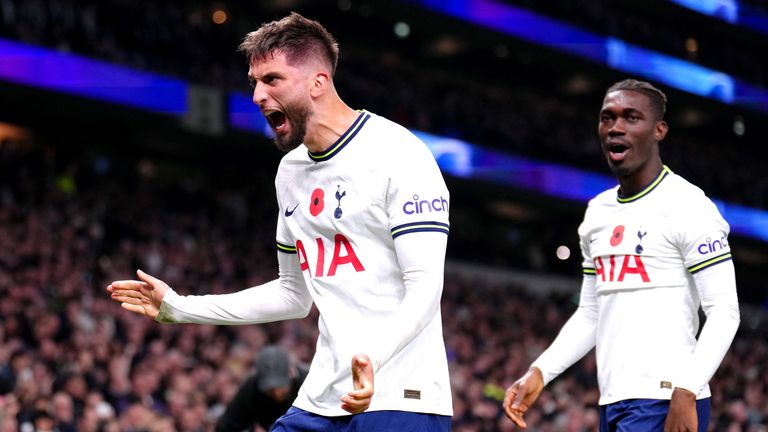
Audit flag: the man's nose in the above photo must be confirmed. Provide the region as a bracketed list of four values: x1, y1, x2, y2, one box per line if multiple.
[608, 118, 625, 135]
[252, 82, 267, 106]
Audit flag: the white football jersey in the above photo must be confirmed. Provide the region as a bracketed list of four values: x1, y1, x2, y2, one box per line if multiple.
[274, 111, 453, 416]
[578, 165, 733, 403]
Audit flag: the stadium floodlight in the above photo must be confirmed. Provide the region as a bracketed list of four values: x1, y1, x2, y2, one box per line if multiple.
[398, 0, 768, 114]
[667, 0, 768, 36]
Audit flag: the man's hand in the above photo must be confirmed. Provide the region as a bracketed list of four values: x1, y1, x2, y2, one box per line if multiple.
[664, 387, 697, 432]
[503, 367, 545, 429]
[340, 353, 374, 414]
[107, 270, 169, 319]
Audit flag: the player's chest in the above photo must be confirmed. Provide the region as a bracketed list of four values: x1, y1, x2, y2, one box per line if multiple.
[280, 164, 385, 235]
[585, 208, 676, 259]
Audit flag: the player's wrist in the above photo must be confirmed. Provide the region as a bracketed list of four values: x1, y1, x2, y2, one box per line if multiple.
[671, 387, 696, 402]
[529, 366, 543, 380]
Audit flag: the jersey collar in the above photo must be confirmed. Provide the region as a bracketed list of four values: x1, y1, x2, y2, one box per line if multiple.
[307, 110, 371, 162]
[617, 165, 671, 203]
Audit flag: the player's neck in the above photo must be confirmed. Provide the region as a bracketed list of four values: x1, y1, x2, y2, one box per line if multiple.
[618, 159, 664, 197]
[303, 97, 359, 153]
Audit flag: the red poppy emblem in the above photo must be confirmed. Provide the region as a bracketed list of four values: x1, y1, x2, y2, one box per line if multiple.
[610, 225, 625, 247]
[310, 188, 325, 216]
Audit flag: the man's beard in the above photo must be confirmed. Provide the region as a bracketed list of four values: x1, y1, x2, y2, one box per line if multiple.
[273, 100, 310, 153]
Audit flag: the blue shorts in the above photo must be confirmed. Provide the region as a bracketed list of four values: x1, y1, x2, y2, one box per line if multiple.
[599, 398, 710, 432]
[270, 407, 451, 432]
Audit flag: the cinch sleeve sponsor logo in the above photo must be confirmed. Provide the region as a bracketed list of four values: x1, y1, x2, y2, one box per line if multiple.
[402, 194, 449, 215]
[697, 235, 729, 255]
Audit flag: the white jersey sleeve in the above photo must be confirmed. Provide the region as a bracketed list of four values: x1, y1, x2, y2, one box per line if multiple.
[531, 278, 598, 386]
[531, 206, 599, 385]
[157, 249, 313, 324]
[675, 197, 732, 273]
[364, 231, 447, 371]
[358, 134, 449, 370]
[675, 262, 739, 394]
[386, 136, 450, 240]
[672, 195, 739, 395]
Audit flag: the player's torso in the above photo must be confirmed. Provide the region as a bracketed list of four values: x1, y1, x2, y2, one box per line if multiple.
[279, 148, 391, 282]
[582, 180, 707, 402]
[581, 195, 690, 294]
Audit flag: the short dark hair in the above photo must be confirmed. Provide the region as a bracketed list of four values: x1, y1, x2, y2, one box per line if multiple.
[238, 12, 339, 75]
[606, 79, 668, 120]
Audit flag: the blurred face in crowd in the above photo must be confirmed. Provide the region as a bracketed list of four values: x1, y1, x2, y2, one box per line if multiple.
[249, 50, 313, 152]
[598, 89, 667, 182]
[266, 385, 291, 403]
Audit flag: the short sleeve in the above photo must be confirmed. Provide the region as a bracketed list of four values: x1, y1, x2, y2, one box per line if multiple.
[577, 208, 596, 278]
[676, 198, 732, 275]
[275, 169, 297, 255]
[386, 135, 450, 240]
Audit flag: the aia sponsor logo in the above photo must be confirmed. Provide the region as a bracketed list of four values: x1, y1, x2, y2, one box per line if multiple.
[296, 234, 364, 277]
[594, 255, 650, 283]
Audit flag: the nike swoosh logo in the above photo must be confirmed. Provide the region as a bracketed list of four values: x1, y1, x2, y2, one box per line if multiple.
[285, 203, 299, 217]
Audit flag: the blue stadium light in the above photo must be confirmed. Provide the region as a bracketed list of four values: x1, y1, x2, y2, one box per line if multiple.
[0, 38, 187, 115]
[668, 0, 768, 35]
[1, 37, 766, 243]
[669, 0, 740, 23]
[399, 0, 768, 114]
[228, 92, 273, 137]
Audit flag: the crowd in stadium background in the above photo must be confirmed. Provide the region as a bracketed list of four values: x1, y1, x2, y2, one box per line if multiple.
[1, 145, 765, 431]
[2, 0, 768, 431]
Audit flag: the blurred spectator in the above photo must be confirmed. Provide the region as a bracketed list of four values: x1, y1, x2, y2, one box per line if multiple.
[215, 345, 309, 432]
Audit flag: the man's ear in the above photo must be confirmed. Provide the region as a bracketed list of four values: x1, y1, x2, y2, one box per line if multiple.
[309, 71, 330, 98]
[655, 120, 669, 141]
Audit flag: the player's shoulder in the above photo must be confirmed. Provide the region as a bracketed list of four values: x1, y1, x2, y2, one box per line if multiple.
[361, 111, 428, 152]
[274, 146, 310, 192]
[276, 146, 310, 171]
[280, 145, 308, 163]
[663, 171, 727, 228]
[662, 170, 713, 208]
[586, 185, 621, 210]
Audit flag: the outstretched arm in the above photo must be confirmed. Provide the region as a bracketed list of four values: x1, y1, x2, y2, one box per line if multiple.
[107, 252, 313, 325]
[108, 269, 167, 318]
[503, 275, 598, 428]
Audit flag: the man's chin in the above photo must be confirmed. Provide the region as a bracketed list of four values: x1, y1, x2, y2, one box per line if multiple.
[607, 162, 636, 178]
[605, 157, 627, 174]
[273, 134, 303, 153]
